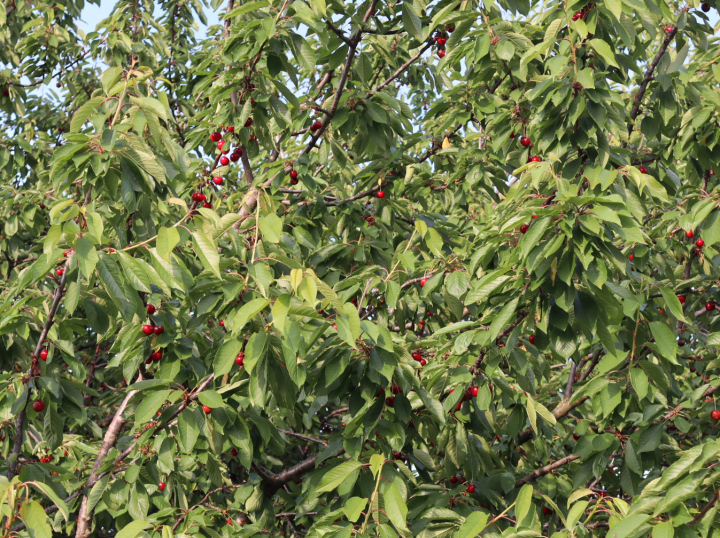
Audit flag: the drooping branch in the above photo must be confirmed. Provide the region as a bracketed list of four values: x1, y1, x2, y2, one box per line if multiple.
[8, 261, 69, 480]
[691, 492, 719, 524]
[515, 455, 580, 487]
[366, 41, 432, 97]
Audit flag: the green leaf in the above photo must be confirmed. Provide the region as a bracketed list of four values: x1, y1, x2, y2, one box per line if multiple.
[649, 321, 678, 364]
[134, 390, 171, 424]
[384, 482, 408, 530]
[402, 3, 423, 40]
[23, 501, 52, 538]
[75, 237, 98, 279]
[198, 390, 224, 409]
[70, 96, 103, 132]
[214, 339, 243, 377]
[30, 482, 69, 521]
[342, 497, 368, 523]
[192, 230, 220, 278]
[115, 520, 150, 538]
[457, 512, 489, 538]
[224, 0, 268, 17]
[259, 214, 283, 243]
[316, 460, 364, 493]
[231, 298, 270, 334]
[588, 38, 619, 67]
[606, 514, 651, 538]
[157, 227, 180, 261]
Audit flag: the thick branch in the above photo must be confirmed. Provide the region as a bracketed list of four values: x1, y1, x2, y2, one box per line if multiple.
[565, 361, 578, 399]
[515, 455, 580, 488]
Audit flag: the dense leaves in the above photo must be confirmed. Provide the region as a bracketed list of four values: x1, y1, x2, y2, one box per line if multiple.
[2, 0, 720, 536]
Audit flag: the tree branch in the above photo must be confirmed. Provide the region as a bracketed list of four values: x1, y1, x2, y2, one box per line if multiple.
[9, 260, 69, 480]
[623, 26, 678, 146]
[515, 455, 580, 488]
[517, 397, 589, 445]
[565, 360, 578, 399]
[366, 41, 432, 97]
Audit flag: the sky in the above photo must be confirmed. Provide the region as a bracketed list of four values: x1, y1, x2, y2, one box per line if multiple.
[76, 0, 221, 36]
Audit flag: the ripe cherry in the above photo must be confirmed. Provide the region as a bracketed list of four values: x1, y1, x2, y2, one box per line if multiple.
[216, 140, 225, 151]
[437, 49, 445, 58]
[437, 37, 447, 46]
[529, 155, 541, 162]
[154, 326, 164, 335]
[519, 136, 531, 147]
[707, 302, 715, 311]
[385, 396, 395, 407]
[220, 156, 230, 166]
[629, 253, 634, 261]
[290, 177, 299, 185]
[446, 23, 454, 32]
[245, 118, 253, 127]
[391, 383, 402, 394]
[56, 268, 64, 276]
[702, 2, 711, 10]
[202, 405, 212, 414]
[213, 176, 223, 185]
[678, 295, 686, 304]
[412, 351, 422, 361]
[665, 24, 674, 32]
[450, 476, 458, 483]
[151, 351, 162, 361]
[466, 484, 476, 493]
[520, 224, 529, 234]
[529, 334, 535, 345]
[470, 386, 479, 397]
[147, 304, 156, 315]
[289, 170, 298, 179]
[420, 359, 427, 366]
[573, 433, 580, 440]
[333, 323, 338, 330]
[532, 214, 537, 219]
[235, 353, 245, 366]
[696, 239, 705, 247]
[40, 350, 48, 361]
[686, 230, 694, 238]
[158, 482, 166, 491]
[227, 520, 233, 526]
[230, 448, 238, 456]
[142, 325, 154, 335]
[32, 400, 45, 413]
[639, 166, 648, 174]
[210, 132, 222, 142]
[420, 278, 428, 287]
[230, 151, 241, 162]
[377, 190, 385, 198]
[191, 192, 206, 202]
[310, 120, 322, 132]
[572, 11, 581, 20]
[712, 410, 720, 420]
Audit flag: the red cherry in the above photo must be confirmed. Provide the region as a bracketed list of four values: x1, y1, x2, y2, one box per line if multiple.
[289, 170, 298, 179]
[217, 141, 225, 151]
[333, 324, 338, 329]
[56, 268, 64, 276]
[39, 203, 45, 209]
[64, 449, 67, 456]
[142, 325, 154, 335]
[290, 177, 299, 185]
[202, 405, 212, 414]
[213, 176, 223, 185]
[519, 136, 531, 147]
[203, 202, 212, 208]
[696, 239, 705, 247]
[219, 320, 224, 327]
[659, 308, 665, 314]
[686, 230, 694, 238]
[419, 320, 425, 325]
[629, 253, 634, 261]
[220, 156, 230, 166]
[420, 278, 428, 287]
[529, 155, 541, 162]
[230, 151, 241, 162]
[151, 351, 162, 361]
[235, 353, 245, 366]
[32, 400, 45, 413]
[230, 448, 238, 456]
[420, 359, 427, 366]
[707, 302, 715, 311]
[385, 397, 395, 407]
[532, 214, 537, 219]
[520, 224, 529, 234]
[245, 118, 253, 127]
[470, 386, 479, 397]
[509, 132, 516, 138]
[712, 410, 720, 420]
[466, 484, 476, 493]
[154, 326, 164, 335]
[572, 12, 580, 20]
[573, 433, 580, 440]
[437, 37, 447, 46]
[437, 49, 446, 58]
[412, 351, 422, 361]
[639, 166, 648, 174]
[227, 520, 233, 526]
[449, 476, 458, 484]
[391, 383, 402, 394]
[446, 23, 454, 32]
[40, 350, 48, 360]
[147, 304, 156, 315]
[678, 295, 686, 304]
[529, 334, 535, 345]
[158, 482, 166, 491]
[210, 132, 222, 142]
[665, 24, 674, 32]
[377, 190, 385, 198]
[145, 358, 152, 364]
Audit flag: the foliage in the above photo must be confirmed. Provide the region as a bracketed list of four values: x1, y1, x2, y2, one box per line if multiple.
[1, 0, 720, 536]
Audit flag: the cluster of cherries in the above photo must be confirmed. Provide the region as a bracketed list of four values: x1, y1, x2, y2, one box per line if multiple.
[142, 304, 165, 339]
[39, 454, 54, 463]
[434, 26, 452, 58]
[447, 474, 476, 493]
[571, 3, 593, 21]
[309, 118, 323, 132]
[449, 385, 479, 411]
[385, 383, 404, 407]
[287, 164, 299, 185]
